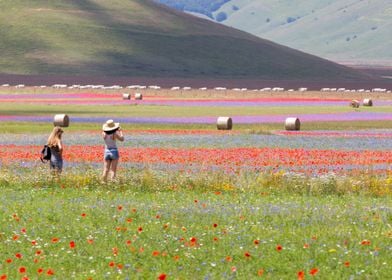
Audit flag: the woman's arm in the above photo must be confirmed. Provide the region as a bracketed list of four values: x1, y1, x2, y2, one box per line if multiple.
[115, 129, 124, 141]
[58, 139, 63, 155]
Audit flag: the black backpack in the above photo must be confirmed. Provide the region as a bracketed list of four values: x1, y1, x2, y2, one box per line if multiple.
[40, 145, 51, 162]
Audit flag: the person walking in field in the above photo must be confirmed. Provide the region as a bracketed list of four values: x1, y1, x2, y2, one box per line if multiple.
[102, 119, 124, 182]
[47, 126, 64, 178]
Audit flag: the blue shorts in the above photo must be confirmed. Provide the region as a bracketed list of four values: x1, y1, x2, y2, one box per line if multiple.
[50, 154, 63, 171]
[104, 148, 119, 161]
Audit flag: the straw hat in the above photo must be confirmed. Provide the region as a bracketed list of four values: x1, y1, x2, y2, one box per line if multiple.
[102, 119, 120, 132]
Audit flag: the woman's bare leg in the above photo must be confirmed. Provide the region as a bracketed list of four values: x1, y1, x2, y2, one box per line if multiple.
[110, 159, 119, 180]
[102, 160, 112, 182]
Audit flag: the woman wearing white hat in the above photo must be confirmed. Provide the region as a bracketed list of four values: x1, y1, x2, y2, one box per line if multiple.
[102, 119, 124, 182]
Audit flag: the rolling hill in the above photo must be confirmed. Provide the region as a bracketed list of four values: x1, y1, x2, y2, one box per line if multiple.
[158, 0, 392, 66]
[0, 0, 369, 80]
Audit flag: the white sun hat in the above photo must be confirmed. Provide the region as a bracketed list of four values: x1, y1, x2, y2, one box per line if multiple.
[102, 119, 120, 132]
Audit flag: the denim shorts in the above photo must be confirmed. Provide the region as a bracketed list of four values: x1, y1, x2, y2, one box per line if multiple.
[104, 148, 119, 160]
[50, 154, 63, 171]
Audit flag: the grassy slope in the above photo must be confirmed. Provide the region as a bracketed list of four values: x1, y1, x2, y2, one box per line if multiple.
[0, 0, 367, 80]
[216, 0, 392, 64]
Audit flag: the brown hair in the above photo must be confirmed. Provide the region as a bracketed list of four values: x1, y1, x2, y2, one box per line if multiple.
[47, 126, 63, 147]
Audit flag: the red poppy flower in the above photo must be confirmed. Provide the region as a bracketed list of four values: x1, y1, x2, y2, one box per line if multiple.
[109, 261, 115, 267]
[244, 251, 251, 258]
[81, 213, 87, 217]
[35, 250, 42, 256]
[225, 256, 232, 262]
[69, 241, 76, 249]
[137, 227, 143, 233]
[213, 237, 219, 242]
[297, 271, 305, 280]
[253, 240, 260, 245]
[46, 269, 55, 276]
[0, 274, 6, 280]
[257, 269, 264, 276]
[152, 251, 160, 256]
[51, 237, 59, 243]
[344, 261, 350, 267]
[157, 273, 166, 280]
[15, 253, 22, 259]
[18, 267, 26, 274]
[12, 235, 19, 241]
[361, 239, 371, 245]
[37, 268, 44, 274]
[213, 223, 218, 228]
[126, 218, 133, 223]
[117, 205, 123, 211]
[310, 268, 319, 276]
[276, 245, 283, 251]
[6, 259, 12, 264]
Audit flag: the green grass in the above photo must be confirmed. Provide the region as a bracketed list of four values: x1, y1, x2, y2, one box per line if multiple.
[1, 103, 390, 117]
[0, 0, 365, 79]
[0, 168, 391, 279]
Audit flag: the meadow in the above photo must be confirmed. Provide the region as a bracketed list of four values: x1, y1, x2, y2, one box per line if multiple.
[0, 87, 391, 279]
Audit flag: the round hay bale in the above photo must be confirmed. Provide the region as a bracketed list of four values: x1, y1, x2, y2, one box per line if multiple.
[363, 98, 373, 106]
[53, 114, 69, 127]
[135, 93, 143, 100]
[350, 100, 360, 108]
[122, 93, 131, 100]
[285, 117, 300, 131]
[217, 117, 232, 130]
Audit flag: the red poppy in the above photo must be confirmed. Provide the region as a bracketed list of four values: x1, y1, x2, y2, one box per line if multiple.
[253, 240, 260, 245]
[257, 269, 264, 276]
[276, 245, 283, 252]
[152, 251, 160, 256]
[109, 261, 115, 267]
[157, 273, 167, 280]
[126, 218, 133, 223]
[6, 259, 12, 264]
[117, 205, 123, 211]
[18, 267, 26, 274]
[244, 251, 251, 258]
[46, 269, 55, 276]
[51, 237, 59, 243]
[225, 256, 232, 262]
[69, 241, 76, 249]
[309, 268, 319, 276]
[12, 235, 19, 241]
[81, 213, 87, 217]
[35, 250, 42, 256]
[37, 268, 43, 274]
[0, 274, 6, 280]
[15, 253, 22, 259]
[137, 227, 143, 233]
[361, 239, 371, 245]
[213, 237, 219, 242]
[213, 223, 218, 228]
[344, 261, 350, 267]
[297, 271, 305, 280]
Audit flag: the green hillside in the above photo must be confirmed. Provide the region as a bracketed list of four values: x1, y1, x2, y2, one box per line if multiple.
[0, 0, 367, 79]
[214, 0, 392, 66]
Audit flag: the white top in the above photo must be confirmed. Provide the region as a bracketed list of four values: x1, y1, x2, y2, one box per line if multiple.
[104, 134, 117, 149]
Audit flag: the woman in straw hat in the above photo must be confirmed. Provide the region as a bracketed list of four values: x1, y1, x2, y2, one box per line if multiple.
[47, 126, 64, 178]
[102, 119, 124, 182]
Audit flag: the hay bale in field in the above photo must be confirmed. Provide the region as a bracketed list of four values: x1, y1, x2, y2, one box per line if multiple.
[122, 93, 131, 100]
[53, 114, 69, 127]
[285, 117, 300, 131]
[363, 98, 373, 106]
[217, 117, 232, 130]
[135, 93, 143, 100]
[350, 100, 360, 108]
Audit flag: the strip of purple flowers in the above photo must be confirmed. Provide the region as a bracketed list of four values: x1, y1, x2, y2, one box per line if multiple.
[1, 112, 391, 124]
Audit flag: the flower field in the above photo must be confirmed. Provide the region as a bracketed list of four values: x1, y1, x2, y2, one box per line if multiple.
[0, 88, 391, 279]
